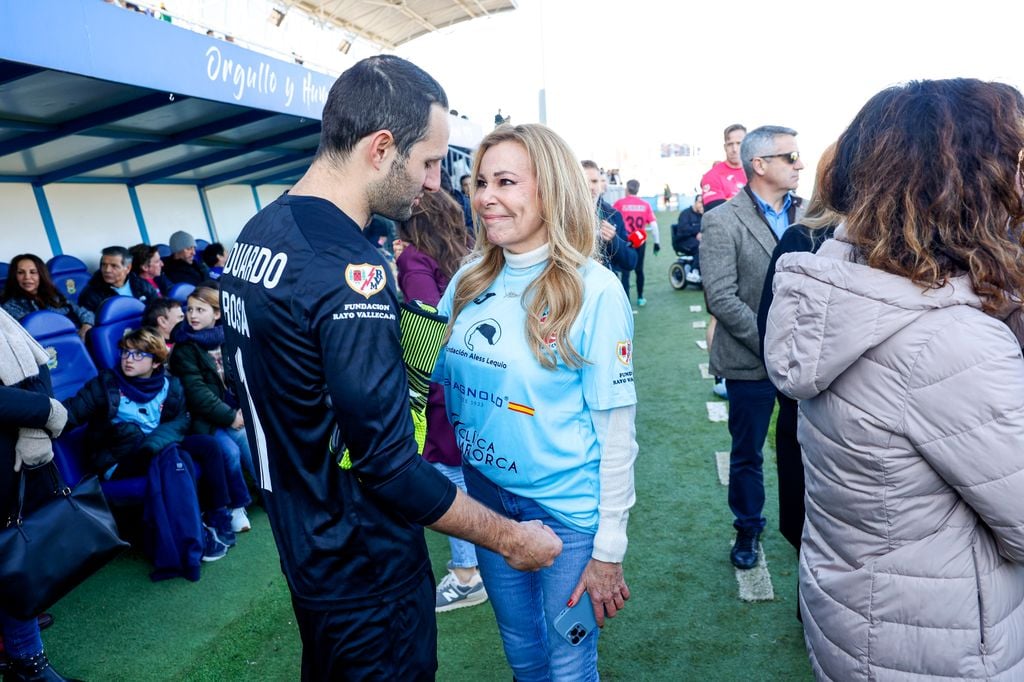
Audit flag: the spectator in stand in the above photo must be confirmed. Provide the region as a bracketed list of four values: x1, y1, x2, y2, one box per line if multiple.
[613, 180, 662, 307]
[170, 285, 253, 534]
[1, 254, 95, 340]
[77, 246, 160, 314]
[459, 174, 472, 197]
[63, 327, 243, 561]
[163, 231, 210, 286]
[765, 78, 1024, 682]
[142, 298, 184, 351]
[129, 243, 172, 295]
[581, 160, 637, 274]
[394, 191, 487, 613]
[200, 243, 227, 280]
[0, 306, 77, 682]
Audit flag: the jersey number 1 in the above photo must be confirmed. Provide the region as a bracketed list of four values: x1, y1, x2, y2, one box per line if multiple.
[234, 348, 273, 493]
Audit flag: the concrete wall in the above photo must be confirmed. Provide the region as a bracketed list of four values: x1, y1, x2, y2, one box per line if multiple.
[0, 182, 290, 269]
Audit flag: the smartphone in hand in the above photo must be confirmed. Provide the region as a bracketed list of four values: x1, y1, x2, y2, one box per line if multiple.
[553, 592, 598, 646]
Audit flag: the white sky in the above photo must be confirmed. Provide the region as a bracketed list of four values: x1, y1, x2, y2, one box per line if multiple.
[396, 0, 1024, 194]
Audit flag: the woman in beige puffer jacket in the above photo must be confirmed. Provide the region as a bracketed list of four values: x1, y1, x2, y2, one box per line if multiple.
[765, 79, 1024, 681]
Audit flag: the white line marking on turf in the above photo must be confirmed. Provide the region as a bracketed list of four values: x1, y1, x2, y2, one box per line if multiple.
[735, 543, 775, 602]
[695, 339, 708, 350]
[692, 320, 707, 329]
[698, 363, 713, 380]
[706, 402, 728, 422]
[715, 451, 729, 486]
[689, 305, 702, 313]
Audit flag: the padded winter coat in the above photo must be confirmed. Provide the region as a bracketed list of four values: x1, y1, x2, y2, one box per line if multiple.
[764, 230, 1024, 681]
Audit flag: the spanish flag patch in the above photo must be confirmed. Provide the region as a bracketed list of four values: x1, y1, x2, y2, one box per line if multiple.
[507, 402, 535, 416]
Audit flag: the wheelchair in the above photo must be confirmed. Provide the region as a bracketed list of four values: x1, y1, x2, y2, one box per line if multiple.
[668, 253, 701, 290]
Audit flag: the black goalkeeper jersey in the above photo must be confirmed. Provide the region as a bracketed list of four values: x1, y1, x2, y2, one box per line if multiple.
[221, 193, 456, 610]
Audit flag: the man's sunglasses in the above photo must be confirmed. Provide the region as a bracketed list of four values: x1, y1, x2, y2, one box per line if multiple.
[120, 349, 154, 361]
[757, 151, 800, 165]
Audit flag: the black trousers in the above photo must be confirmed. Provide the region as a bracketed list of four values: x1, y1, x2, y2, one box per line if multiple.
[619, 241, 647, 299]
[292, 569, 437, 681]
[775, 394, 804, 552]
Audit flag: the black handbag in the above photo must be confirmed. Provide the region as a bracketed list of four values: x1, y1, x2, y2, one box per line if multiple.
[0, 463, 129, 620]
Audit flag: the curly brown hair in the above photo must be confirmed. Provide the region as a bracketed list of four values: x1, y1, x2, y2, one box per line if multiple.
[397, 190, 469, 279]
[823, 79, 1024, 313]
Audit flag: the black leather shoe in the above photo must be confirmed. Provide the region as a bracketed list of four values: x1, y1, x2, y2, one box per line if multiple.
[7, 651, 82, 682]
[730, 530, 760, 570]
[36, 614, 54, 632]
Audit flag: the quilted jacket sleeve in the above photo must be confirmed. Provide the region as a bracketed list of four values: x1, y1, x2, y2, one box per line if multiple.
[902, 312, 1024, 562]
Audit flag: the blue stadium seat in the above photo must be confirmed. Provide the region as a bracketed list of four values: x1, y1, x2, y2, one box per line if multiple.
[195, 238, 209, 252]
[89, 296, 145, 372]
[20, 310, 98, 401]
[54, 424, 146, 504]
[0, 262, 8, 281]
[167, 282, 196, 304]
[155, 243, 171, 259]
[46, 255, 91, 303]
[54, 271, 91, 303]
[46, 254, 89, 277]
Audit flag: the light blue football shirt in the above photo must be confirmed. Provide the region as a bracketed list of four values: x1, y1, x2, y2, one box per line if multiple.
[434, 255, 637, 534]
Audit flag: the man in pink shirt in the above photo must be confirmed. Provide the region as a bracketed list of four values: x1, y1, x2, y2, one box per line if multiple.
[613, 179, 661, 306]
[701, 124, 748, 211]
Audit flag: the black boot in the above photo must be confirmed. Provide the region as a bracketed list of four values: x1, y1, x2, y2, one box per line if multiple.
[7, 651, 82, 682]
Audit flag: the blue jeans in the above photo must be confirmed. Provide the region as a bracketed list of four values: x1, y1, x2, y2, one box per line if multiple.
[0, 612, 42, 660]
[431, 462, 478, 569]
[464, 464, 598, 682]
[725, 378, 776, 534]
[213, 428, 254, 508]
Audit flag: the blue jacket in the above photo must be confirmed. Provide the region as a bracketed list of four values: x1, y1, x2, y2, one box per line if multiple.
[143, 443, 203, 582]
[598, 199, 637, 272]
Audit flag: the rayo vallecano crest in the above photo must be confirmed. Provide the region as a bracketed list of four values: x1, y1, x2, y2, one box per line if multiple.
[345, 263, 387, 298]
[616, 340, 633, 366]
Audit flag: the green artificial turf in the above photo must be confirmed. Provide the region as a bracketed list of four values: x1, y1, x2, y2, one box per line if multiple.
[42, 211, 810, 680]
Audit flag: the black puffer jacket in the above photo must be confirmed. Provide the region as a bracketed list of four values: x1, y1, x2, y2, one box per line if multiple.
[63, 370, 189, 474]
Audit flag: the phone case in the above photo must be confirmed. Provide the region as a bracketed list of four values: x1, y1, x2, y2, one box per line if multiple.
[553, 592, 598, 646]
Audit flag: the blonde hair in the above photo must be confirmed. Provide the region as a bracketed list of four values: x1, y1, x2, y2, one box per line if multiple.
[801, 142, 842, 230]
[187, 285, 220, 311]
[450, 124, 596, 369]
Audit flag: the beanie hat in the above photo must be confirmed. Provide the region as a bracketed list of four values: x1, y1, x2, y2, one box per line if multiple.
[169, 230, 196, 253]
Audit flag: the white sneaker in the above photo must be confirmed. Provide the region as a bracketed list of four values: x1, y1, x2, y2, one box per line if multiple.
[435, 571, 488, 612]
[230, 507, 251, 533]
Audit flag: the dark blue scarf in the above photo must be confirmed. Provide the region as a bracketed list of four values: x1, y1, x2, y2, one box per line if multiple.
[171, 323, 224, 350]
[114, 365, 167, 403]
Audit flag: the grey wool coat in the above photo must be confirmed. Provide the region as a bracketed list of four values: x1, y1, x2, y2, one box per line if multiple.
[765, 230, 1024, 681]
[701, 186, 804, 380]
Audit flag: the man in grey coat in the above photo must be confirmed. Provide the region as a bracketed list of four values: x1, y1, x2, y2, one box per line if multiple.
[700, 126, 805, 569]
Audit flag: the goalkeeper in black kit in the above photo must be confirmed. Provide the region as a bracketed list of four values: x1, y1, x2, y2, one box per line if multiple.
[220, 56, 562, 681]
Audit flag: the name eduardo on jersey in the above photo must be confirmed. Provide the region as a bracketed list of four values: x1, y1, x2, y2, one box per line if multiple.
[220, 241, 289, 339]
[223, 241, 288, 288]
